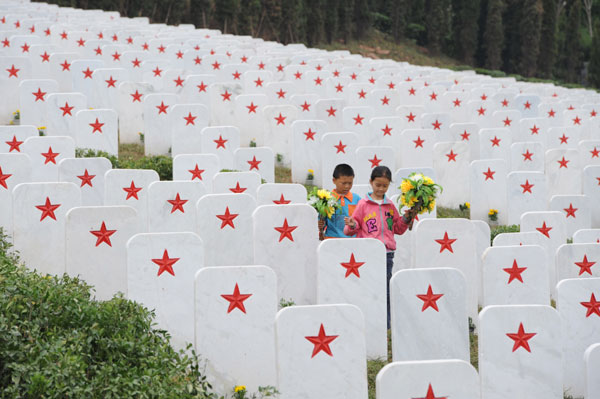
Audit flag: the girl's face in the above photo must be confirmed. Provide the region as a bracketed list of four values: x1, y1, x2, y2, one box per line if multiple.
[370, 176, 391, 200]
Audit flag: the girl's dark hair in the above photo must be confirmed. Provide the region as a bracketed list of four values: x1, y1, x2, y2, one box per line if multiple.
[370, 166, 392, 181]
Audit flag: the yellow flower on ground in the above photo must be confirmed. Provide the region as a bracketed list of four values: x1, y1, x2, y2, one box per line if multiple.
[317, 189, 331, 200]
[234, 385, 246, 393]
[400, 180, 413, 193]
[465, 202, 470, 209]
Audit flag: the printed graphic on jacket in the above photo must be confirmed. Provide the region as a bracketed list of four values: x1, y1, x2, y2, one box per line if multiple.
[363, 211, 378, 233]
[385, 209, 394, 231]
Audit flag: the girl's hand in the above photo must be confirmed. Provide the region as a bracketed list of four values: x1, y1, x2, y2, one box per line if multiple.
[344, 217, 356, 228]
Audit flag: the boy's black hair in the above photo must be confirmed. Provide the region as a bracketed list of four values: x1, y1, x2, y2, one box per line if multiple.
[333, 163, 355, 178]
[370, 166, 392, 181]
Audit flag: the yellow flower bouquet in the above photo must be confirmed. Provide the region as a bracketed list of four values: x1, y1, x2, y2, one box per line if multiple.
[307, 187, 341, 219]
[398, 172, 442, 215]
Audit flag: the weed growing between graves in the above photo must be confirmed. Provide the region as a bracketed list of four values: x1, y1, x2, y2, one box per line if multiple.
[76, 147, 173, 180]
[0, 230, 216, 399]
[489, 224, 521, 245]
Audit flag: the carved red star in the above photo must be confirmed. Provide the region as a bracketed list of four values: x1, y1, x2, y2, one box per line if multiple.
[211, 61, 221, 70]
[591, 147, 600, 158]
[408, 87, 416, 96]
[221, 283, 252, 313]
[483, 168, 495, 181]
[305, 324, 338, 358]
[173, 76, 184, 87]
[503, 259, 527, 283]
[123, 180, 142, 200]
[523, 100, 531, 110]
[6, 64, 19, 77]
[412, 383, 447, 399]
[559, 134, 569, 144]
[94, 46, 102, 55]
[357, 89, 367, 99]
[452, 98, 461, 107]
[274, 113, 286, 125]
[32, 88, 46, 101]
[575, 255, 596, 275]
[229, 182, 247, 193]
[431, 120, 442, 130]
[564, 203, 577, 218]
[429, 92, 438, 101]
[246, 102, 258, 114]
[522, 150, 534, 161]
[189, 165, 204, 180]
[536, 222, 552, 238]
[304, 128, 316, 141]
[152, 66, 162, 77]
[314, 76, 323, 86]
[490, 136, 501, 147]
[152, 249, 179, 276]
[353, 114, 364, 125]
[414, 136, 425, 148]
[89, 118, 104, 133]
[380, 96, 390, 105]
[41, 147, 59, 164]
[477, 106, 486, 116]
[60, 102, 75, 116]
[480, 93, 488, 101]
[446, 150, 457, 162]
[506, 323, 536, 352]
[276, 88, 286, 99]
[334, 83, 344, 93]
[40, 51, 50, 62]
[59, 60, 71, 71]
[557, 156, 570, 168]
[217, 206, 239, 229]
[326, 106, 337, 117]
[460, 130, 470, 141]
[167, 193, 188, 213]
[530, 125, 540, 135]
[368, 155, 382, 168]
[382, 124, 392, 136]
[35, 197, 61, 221]
[521, 180, 534, 193]
[183, 112, 196, 126]
[1, 38, 8, 48]
[275, 218, 298, 242]
[416, 285, 444, 312]
[221, 90, 232, 101]
[131, 58, 141, 68]
[581, 293, 600, 317]
[5, 135, 23, 152]
[435, 232, 457, 253]
[300, 101, 311, 112]
[572, 116, 582, 125]
[334, 141, 347, 154]
[0, 167, 12, 189]
[197, 81, 208, 92]
[77, 169, 95, 187]
[503, 117, 512, 127]
[90, 221, 117, 247]
[214, 135, 228, 149]
[501, 99, 509, 107]
[247, 156, 261, 171]
[130, 90, 143, 102]
[82, 67, 93, 79]
[59, 31, 68, 40]
[547, 109, 556, 118]
[406, 112, 416, 123]
[156, 101, 168, 114]
[273, 194, 291, 205]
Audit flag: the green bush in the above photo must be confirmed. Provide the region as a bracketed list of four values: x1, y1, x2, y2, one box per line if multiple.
[490, 224, 520, 245]
[76, 148, 173, 181]
[0, 231, 215, 399]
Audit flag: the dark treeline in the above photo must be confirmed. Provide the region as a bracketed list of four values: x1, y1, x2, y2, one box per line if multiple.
[36, 0, 600, 87]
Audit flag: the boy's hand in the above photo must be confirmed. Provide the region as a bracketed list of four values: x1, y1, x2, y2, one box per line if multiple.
[344, 217, 356, 228]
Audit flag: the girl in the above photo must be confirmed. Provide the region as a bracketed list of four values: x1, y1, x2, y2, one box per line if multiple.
[343, 166, 417, 328]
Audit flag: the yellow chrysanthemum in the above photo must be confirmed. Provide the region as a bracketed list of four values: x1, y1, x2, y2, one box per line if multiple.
[400, 180, 414, 193]
[465, 202, 470, 209]
[423, 177, 434, 185]
[317, 189, 331, 200]
[308, 169, 314, 174]
[234, 386, 246, 393]
[400, 195, 408, 206]
[428, 200, 436, 211]
[488, 209, 498, 215]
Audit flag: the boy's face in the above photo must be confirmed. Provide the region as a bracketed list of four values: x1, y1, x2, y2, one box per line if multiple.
[332, 175, 354, 196]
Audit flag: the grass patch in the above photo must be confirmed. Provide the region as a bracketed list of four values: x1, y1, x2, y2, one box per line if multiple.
[275, 166, 291, 184]
[437, 206, 470, 219]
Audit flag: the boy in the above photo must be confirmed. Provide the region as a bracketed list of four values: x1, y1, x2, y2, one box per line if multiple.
[321, 164, 361, 239]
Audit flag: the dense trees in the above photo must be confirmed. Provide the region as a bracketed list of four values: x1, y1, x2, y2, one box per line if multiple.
[36, 0, 600, 88]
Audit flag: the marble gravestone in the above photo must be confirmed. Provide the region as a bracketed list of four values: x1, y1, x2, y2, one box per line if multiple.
[74, 108, 118, 156]
[22, 135, 75, 182]
[0, 125, 38, 154]
[256, 183, 307, 206]
[585, 343, 600, 399]
[573, 229, 600, 244]
[142, 93, 178, 155]
[549, 195, 592, 238]
[147, 180, 207, 233]
[390, 268, 469, 362]
[58, 157, 112, 206]
[201, 126, 240, 170]
[506, 172, 547, 225]
[556, 243, 600, 281]
[478, 305, 562, 399]
[317, 238, 387, 359]
[172, 153, 221, 191]
[0, 153, 31, 240]
[127, 232, 204, 350]
[65, 206, 139, 301]
[556, 277, 600, 398]
[291, 120, 327, 185]
[469, 159, 508, 225]
[275, 304, 368, 399]
[195, 265, 277, 395]
[375, 360, 480, 399]
[432, 141, 470, 208]
[234, 147, 275, 184]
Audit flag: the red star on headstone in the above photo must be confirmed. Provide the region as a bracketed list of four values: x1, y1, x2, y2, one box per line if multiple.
[547, 109, 556, 118]
[332, 70, 340, 77]
[246, 102, 258, 114]
[340, 253, 366, 278]
[123, 180, 142, 200]
[353, 114, 364, 125]
[214, 135, 228, 149]
[215, 206, 239, 229]
[413, 136, 425, 148]
[59, 60, 71, 71]
[502, 117, 512, 127]
[167, 193, 188, 213]
[175, 50, 184, 59]
[591, 147, 600, 158]
[76, 38, 85, 47]
[412, 383, 447, 399]
[152, 66, 162, 77]
[480, 93, 488, 101]
[429, 92, 438, 101]
[40, 51, 50, 62]
[5, 135, 23, 152]
[6, 64, 19, 77]
[90, 221, 117, 247]
[20, 44, 29, 53]
[521, 179, 534, 193]
[435, 232, 457, 253]
[60, 31, 68, 40]
[349, 72, 358, 80]
[130, 90, 143, 102]
[536, 222, 552, 238]
[460, 130, 470, 141]
[82, 67, 93, 79]
[581, 293, 600, 318]
[477, 106, 486, 116]
[275, 218, 297, 242]
[221, 90, 232, 101]
[408, 87, 416, 96]
[564, 203, 578, 218]
[130, 58, 141, 68]
[416, 285, 444, 312]
[300, 101, 311, 112]
[89, 118, 104, 133]
[490, 136, 501, 147]
[446, 150, 457, 162]
[523, 101, 532, 110]
[304, 128, 316, 141]
[382, 124, 392, 136]
[32, 88, 46, 101]
[273, 194, 291, 205]
[183, 112, 196, 126]
[503, 259, 527, 283]
[221, 283, 253, 313]
[45, 28, 52, 36]
[506, 323, 536, 352]
[35, 197, 61, 221]
[210, 60, 222, 70]
[431, 120, 442, 130]
[189, 165, 204, 180]
[559, 134, 569, 144]
[380, 96, 390, 105]
[591, 109, 598, 118]
[483, 168, 496, 181]
[572, 116, 582, 125]
[368, 155, 382, 168]
[247, 156, 261, 171]
[276, 89, 286, 99]
[41, 147, 59, 164]
[142, 42, 149, 51]
[274, 113, 286, 125]
[501, 99, 509, 107]
[575, 255, 596, 275]
[530, 125, 540, 135]
[597, 177, 600, 186]
[305, 324, 338, 358]
[0, 166, 12, 189]
[60, 102, 74, 116]
[156, 101, 168, 114]
[94, 46, 102, 55]
[230, 70, 241, 80]
[127, 36, 134, 45]
[357, 89, 367, 99]
[197, 81, 208, 92]
[522, 150, 534, 161]
[406, 112, 416, 123]
[452, 98, 461, 107]
[334, 141, 347, 154]
[1, 38, 9, 47]
[314, 76, 323, 86]
[229, 182, 247, 193]
[77, 169, 95, 187]
[112, 34, 119, 42]
[325, 106, 337, 117]
[152, 249, 179, 276]
[557, 156, 570, 169]
[334, 83, 344, 93]
[173, 76, 184, 87]
[241, 55, 248, 63]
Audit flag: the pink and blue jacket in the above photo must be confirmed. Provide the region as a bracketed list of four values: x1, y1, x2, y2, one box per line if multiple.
[343, 193, 409, 252]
